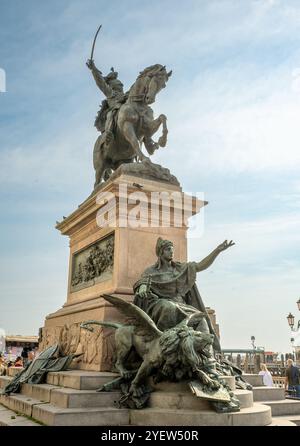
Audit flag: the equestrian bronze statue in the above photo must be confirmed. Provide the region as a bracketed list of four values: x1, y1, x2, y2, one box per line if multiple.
[87, 26, 172, 187]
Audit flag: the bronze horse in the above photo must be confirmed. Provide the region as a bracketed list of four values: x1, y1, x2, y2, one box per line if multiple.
[93, 64, 172, 186]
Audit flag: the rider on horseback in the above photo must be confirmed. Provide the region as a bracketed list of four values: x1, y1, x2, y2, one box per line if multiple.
[87, 59, 127, 146]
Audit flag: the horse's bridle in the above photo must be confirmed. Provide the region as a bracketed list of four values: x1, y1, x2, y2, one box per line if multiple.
[129, 70, 163, 103]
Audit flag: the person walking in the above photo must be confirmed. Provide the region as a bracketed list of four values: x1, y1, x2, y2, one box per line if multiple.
[285, 359, 300, 398]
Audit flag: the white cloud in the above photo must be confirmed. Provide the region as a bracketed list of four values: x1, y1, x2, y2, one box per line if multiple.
[0, 125, 93, 189]
[187, 210, 300, 353]
[189, 212, 300, 270]
[4, 0, 300, 187]
[151, 62, 300, 176]
[2, 0, 300, 352]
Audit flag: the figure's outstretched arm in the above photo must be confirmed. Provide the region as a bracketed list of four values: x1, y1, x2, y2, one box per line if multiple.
[195, 240, 235, 272]
[86, 59, 112, 97]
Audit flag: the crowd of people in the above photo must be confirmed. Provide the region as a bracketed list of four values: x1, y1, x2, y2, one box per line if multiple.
[0, 346, 37, 376]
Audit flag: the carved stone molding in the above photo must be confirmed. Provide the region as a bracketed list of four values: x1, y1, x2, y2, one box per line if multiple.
[39, 322, 115, 370]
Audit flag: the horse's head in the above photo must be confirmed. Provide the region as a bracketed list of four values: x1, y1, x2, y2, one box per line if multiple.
[145, 65, 172, 104]
[130, 64, 172, 104]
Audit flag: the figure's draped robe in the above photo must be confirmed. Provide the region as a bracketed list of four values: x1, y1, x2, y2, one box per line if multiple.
[133, 261, 221, 352]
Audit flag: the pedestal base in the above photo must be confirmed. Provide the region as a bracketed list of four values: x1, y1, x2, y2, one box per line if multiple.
[40, 170, 206, 371]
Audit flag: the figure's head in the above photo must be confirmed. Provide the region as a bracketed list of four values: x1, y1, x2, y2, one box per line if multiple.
[287, 358, 294, 367]
[260, 363, 268, 372]
[193, 331, 215, 355]
[108, 78, 124, 93]
[156, 237, 174, 262]
[105, 68, 124, 93]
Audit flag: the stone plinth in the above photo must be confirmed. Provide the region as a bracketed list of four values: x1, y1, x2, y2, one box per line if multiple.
[40, 171, 207, 371]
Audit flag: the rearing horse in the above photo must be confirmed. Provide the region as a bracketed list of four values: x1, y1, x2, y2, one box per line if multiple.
[93, 64, 172, 187]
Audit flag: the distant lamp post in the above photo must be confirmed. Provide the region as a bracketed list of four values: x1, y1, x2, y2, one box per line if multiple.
[287, 299, 300, 332]
[287, 313, 295, 330]
[287, 301, 300, 364]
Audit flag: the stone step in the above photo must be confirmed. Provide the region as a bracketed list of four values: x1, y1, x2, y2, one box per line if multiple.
[271, 415, 300, 426]
[261, 399, 300, 417]
[1, 377, 57, 405]
[252, 386, 285, 402]
[50, 388, 121, 408]
[0, 404, 40, 426]
[7, 367, 24, 377]
[149, 389, 253, 411]
[2, 377, 122, 410]
[234, 389, 253, 409]
[0, 393, 48, 417]
[0, 376, 12, 388]
[150, 391, 211, 411]
[32, 403, 129, 426]
[21, 383, 58, 403]
[151, 375, 235, 392]
[46, 370, 118, 390]
[242, 374, 263, 387]
[131, 403, 272, 426]
[267, 418, 297, 426]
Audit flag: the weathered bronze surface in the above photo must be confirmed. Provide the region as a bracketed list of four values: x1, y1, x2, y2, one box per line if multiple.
[189, 381, 231, 402]
[2, 345, 77, 395]
[133, 237, 235, 352]
[81, 294, 240, 412]
[87, 27, 172, 187]
[71, 234, 114, 292]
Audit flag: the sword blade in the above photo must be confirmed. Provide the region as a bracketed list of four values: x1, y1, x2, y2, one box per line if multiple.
[90, 24, 102, 60]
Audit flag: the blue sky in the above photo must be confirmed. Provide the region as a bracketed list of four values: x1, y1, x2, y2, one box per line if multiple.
[1, 0, 300, 353]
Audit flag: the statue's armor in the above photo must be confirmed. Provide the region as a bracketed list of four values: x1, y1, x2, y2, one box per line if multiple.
[95, 96, 126, 133]
[91, 65, 126, 135]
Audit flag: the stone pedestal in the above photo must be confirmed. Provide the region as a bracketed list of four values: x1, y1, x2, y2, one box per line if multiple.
[40, 170, 207, 371]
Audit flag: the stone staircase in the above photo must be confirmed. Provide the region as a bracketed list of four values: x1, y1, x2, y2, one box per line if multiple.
[0, 404, 40, 426]
[0, 372, 129, 426]
[0, 371, 296, 426]
[243, 373, 300, 426]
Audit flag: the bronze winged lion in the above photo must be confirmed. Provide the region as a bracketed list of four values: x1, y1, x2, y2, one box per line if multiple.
[81, 294, 219, 399]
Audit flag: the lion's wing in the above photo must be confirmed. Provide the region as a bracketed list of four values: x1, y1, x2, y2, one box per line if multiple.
[102, 294, 162, 338]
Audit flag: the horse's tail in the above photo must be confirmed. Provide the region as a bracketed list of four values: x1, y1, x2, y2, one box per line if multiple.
[93, 134, 104, 168]
[80, 320, 122, 331]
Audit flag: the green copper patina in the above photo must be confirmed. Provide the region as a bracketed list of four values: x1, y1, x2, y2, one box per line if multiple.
[87, 27, 172, 187]
[79, 238, 247, 413]
[2, 344, 78, 395]
[133, 237, 234, 353]
[81, 294, 240, 413]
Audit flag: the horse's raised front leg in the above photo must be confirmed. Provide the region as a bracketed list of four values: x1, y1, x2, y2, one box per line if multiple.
[144, 114, 168, 148]
[157, 114, 168, 148]
[122, 121, 148, 162]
